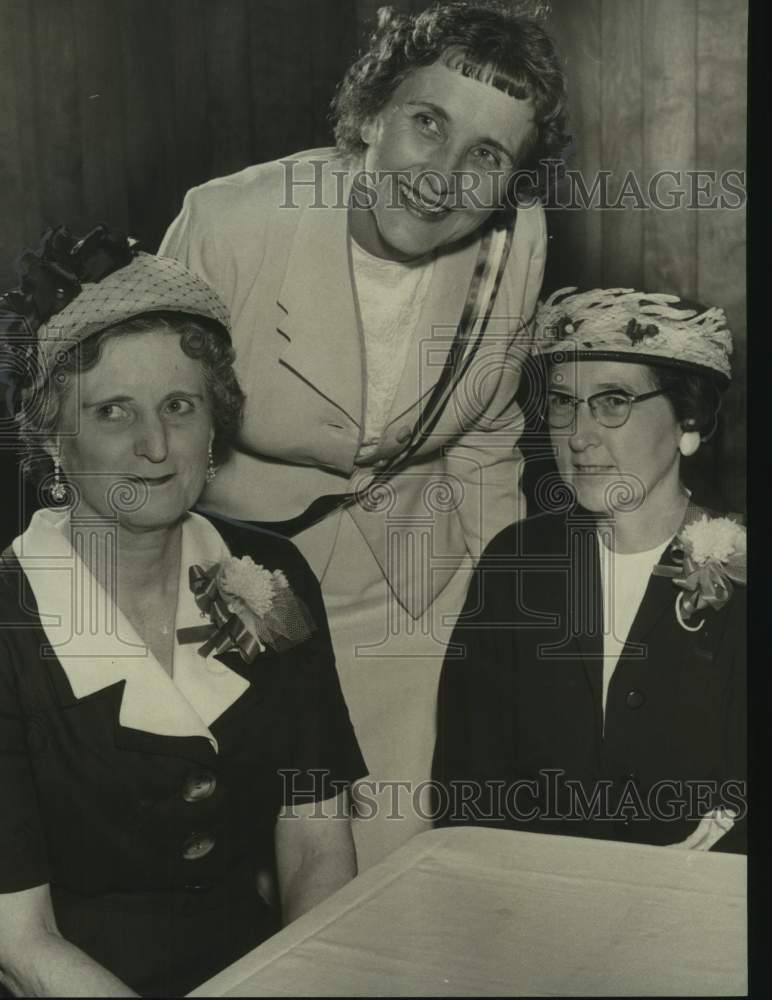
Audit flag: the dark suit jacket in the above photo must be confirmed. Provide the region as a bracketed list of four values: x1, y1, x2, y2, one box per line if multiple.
[0, 510, 366, 995]
[432, 508, 746, 852]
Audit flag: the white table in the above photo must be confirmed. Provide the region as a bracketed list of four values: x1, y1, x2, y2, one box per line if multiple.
[189, 827, 747, 997]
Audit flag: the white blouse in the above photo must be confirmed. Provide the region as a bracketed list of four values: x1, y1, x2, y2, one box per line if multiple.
[597, 529, 671, 726]
[350, 239, 435, 462]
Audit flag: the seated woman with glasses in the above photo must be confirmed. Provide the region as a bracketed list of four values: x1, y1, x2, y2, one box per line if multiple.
[432, 288, 746, 851]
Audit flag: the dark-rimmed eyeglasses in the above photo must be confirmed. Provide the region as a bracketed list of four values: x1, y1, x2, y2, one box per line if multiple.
[545, 388, 666, 429]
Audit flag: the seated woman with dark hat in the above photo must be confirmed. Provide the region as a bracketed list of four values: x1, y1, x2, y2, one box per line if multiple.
[432, 287, 746, 852]
[0, 227, 366, 997]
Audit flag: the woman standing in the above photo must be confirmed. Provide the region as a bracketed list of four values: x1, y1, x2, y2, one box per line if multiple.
[433, 288, 746, 851]
[0, 228, 365, 996]
[160, 1, 567, 867]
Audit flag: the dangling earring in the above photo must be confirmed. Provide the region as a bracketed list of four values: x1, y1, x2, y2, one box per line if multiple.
[50, 457, 67, 503]
[206, 445, 217, 484]
[679, 430, 700, 457]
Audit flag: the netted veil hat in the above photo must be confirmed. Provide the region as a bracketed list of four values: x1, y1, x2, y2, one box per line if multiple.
[0, 224, 231, 400]
[534, 287, 733, 387]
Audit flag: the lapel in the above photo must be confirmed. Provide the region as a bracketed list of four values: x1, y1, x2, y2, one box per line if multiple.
[622, 545, 681, 653]
[274, 158, 363, 426]
[527, 512, 604, 731]
[272, 162, 515, 435]
[12, 509, 254, 762]
[37, 670, 217, 767]
[621, 499, 714, 652]
[564, 512, 605, 723]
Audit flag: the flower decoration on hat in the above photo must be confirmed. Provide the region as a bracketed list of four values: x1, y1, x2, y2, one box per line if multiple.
[534, 286, 733, 384]
[0, 224, 137, 338]
[652, 512, 746, 631]
[176, 556, 316, 662]
[554, 314, 576, 340]
[624, 318, 660, 344]
[0, 223, 232, 412]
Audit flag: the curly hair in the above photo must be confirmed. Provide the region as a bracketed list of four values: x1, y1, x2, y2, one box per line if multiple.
[18, 311, 245, 484]
[333, 0, 569, 194]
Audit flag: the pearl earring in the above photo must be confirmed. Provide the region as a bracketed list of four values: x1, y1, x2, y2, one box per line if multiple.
[206, 445, 217, 484]
[679, 430, 700, 457]
[50, 457, 67, 502]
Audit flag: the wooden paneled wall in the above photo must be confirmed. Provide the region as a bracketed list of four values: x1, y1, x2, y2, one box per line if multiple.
[546, 0, 747, 511]
[0, 0, 747, 512]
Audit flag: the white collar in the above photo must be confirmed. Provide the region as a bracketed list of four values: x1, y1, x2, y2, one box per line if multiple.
[12, 509, 251, 751]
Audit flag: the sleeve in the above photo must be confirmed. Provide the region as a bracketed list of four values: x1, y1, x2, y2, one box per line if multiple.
[276, 545, 368, 806]
[0, 637, 50, 892]
[711, 599, 747, 854]
[443, 204, 547, 559]
[431, 537, 516, 828]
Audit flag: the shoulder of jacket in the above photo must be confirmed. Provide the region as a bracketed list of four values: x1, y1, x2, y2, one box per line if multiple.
[181, 147, 342, 218]
[194, 509, 317, 583]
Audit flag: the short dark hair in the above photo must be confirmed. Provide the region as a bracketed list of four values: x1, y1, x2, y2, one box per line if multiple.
[18, 311, 245, 483]
[332, 0, 569, 195]
[649, 366, 723, 440]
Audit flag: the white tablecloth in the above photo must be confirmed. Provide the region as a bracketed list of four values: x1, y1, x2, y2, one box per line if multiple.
[189, 827, 747, 997]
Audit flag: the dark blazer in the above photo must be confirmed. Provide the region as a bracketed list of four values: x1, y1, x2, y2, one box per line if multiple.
[432, 508, 746, 852]
[0, 510, 366, 996]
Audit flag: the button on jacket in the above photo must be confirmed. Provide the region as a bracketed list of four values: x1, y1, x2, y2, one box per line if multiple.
[432, 508, 746, 851]
[0, 509, 366, 996]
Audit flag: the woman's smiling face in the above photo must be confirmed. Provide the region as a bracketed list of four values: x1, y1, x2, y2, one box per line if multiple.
[549, 359, 685, 515]
[352, 60, 535, 261]
[55, 330, 213, 530]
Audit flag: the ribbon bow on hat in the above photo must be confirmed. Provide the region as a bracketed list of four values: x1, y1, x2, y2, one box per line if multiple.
[0, 224, 136, 336]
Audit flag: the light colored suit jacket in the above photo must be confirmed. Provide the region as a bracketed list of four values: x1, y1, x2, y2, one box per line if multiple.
[159, 149, 547, 616]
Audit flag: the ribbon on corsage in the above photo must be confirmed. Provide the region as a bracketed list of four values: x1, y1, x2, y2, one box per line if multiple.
[652, 513, 746, 631]
[176, 556, 316, 662]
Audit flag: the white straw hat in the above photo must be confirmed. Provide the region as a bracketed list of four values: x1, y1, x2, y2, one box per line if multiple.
[534, 287, 733, 385]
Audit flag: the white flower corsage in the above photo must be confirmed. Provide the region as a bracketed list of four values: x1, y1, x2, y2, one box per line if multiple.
[655, 515, 746, 631]
[177, 556, 315, 662]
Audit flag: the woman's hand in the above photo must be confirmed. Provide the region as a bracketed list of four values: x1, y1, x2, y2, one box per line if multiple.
[274, 790, 357, 924]
[668, 808, 737, 851]
[0, 884, 138, 997]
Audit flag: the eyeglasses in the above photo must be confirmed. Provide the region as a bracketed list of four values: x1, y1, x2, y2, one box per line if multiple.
[545, 388, 666, 429]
